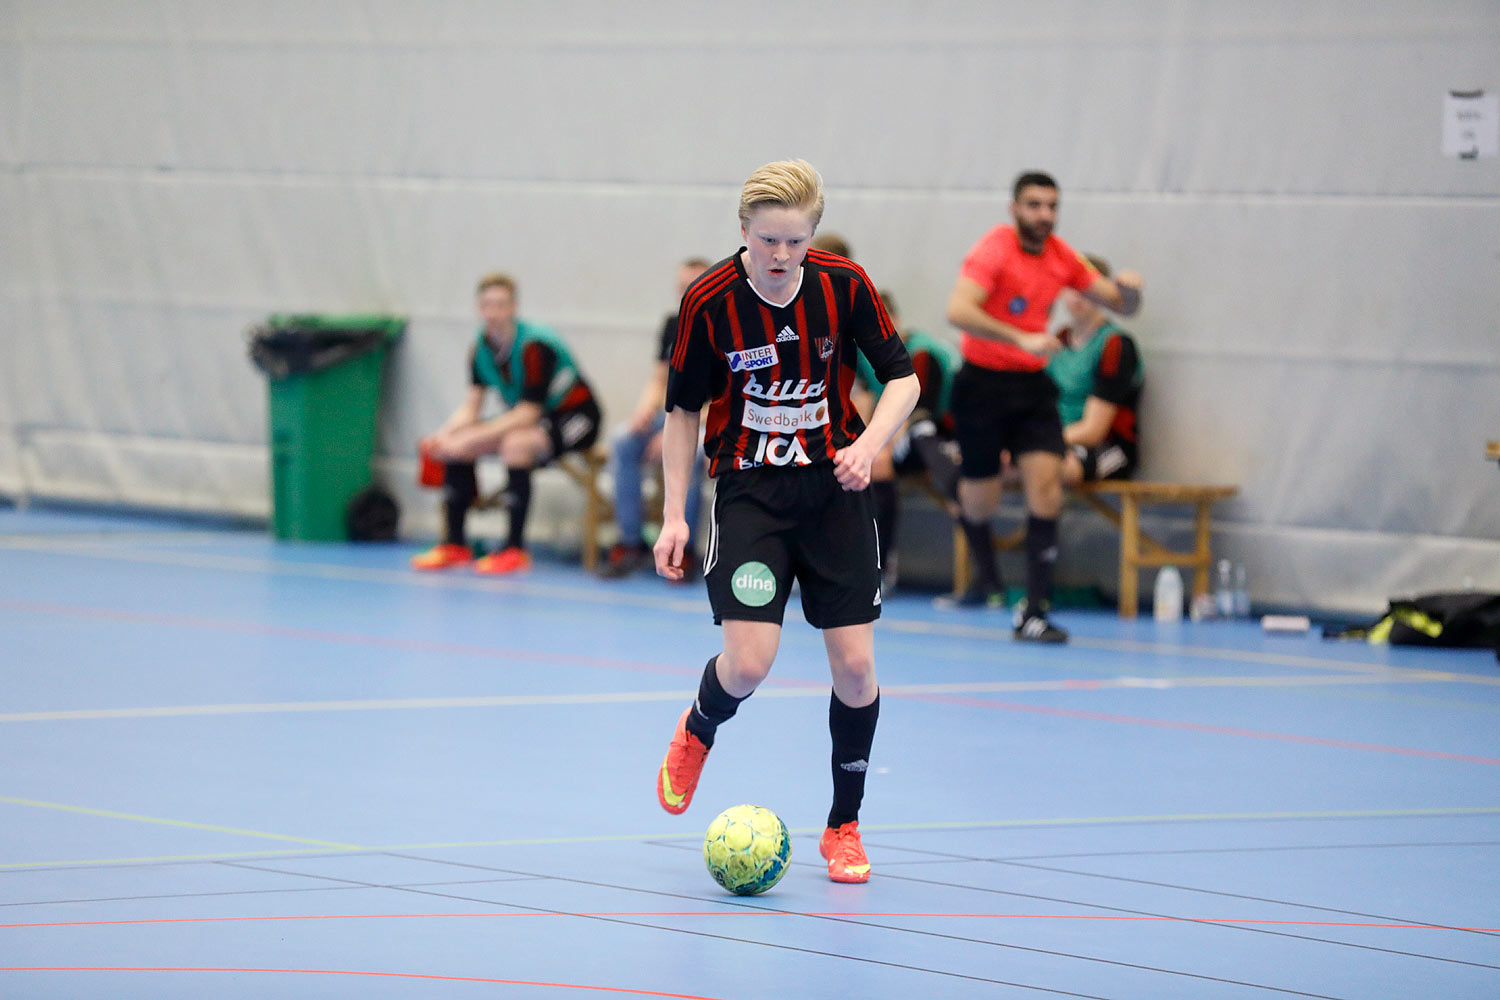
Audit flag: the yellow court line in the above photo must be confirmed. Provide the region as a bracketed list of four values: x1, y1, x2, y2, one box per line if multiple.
[4, 806, 1497, 870]
[0, 797, 364, 851]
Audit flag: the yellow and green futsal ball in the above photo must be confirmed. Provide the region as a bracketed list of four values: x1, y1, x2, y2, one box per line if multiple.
[702, 803, 792, 895]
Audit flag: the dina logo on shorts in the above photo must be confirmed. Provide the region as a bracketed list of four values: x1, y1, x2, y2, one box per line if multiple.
[731, 561, 777, 607]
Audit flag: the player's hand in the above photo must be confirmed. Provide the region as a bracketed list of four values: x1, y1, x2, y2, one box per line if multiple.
[833, 443, 875, 492]
[653, 519, 692, 581]
[1114, 268, 1143, 292]
[423, 433, 455, 462]
[1018, 332, 1062, 359]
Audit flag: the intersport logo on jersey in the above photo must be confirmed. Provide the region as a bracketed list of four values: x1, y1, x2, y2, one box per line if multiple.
[742, 373, 826, 401]
[725, 344, 778, 372]
[742, 400, 829, 434]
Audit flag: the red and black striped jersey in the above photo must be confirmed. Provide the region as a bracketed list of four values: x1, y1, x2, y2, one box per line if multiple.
[666, 248, 914, 478]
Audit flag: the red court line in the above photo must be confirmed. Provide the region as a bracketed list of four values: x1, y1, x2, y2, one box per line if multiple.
[0, 598, 832, 689]
[0, 599, 713, 682]
[0, 967, 723, 998]
[4, 912, 1495, 933]
[901, 692, 1500, 766]
[7, 600, 1493, 756]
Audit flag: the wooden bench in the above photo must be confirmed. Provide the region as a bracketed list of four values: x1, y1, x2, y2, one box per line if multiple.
[477, 445, 614, 571]
[950, 480, 1239, 618]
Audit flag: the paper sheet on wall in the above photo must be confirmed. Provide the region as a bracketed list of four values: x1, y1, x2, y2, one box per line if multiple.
[1442, 91, 1498, 158]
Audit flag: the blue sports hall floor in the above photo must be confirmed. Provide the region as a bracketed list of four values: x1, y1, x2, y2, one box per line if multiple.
[2, 505, 1498, 999]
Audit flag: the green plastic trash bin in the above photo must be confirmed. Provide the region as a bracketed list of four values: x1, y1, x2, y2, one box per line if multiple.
[249, 314, 405, 541]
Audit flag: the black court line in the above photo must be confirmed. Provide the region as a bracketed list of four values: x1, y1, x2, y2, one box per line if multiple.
[0, 850, 385, 876]
[221, 858, 1113, 998]
[998, 858, 1500, 946]
[995, 840, 1500, 863]
[374, 852, 1353, 1000]
[882, 840, 1500, 941]
[878, 867, 1500, 975]
[0, 874, 541, 910]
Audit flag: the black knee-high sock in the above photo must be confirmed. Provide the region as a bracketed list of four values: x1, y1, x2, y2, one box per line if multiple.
[870, 480, 898, 568]
[685, 655, 747, 749]
[504, 467, 532, 550]
[1025, 514, 1059, 613]
[442, 463, 477, 546]
[910, 424, 959, 500]
[959, 517, 1001, 591]
[828, 691, 879, 828]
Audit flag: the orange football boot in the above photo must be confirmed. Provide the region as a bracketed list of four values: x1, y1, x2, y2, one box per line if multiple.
[410, 543, 473, 570]
[819, 821, 871, 884]
[473, 547, 532, 575]
[656, 708, 710, 815]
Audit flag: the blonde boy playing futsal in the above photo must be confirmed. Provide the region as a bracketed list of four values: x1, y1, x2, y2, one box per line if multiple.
[652, 160, 920, 883]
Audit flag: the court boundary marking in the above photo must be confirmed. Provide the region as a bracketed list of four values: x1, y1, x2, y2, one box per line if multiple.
[0, 967, 727, 999]
[2, 805, 1497, 870]
[4, 536, 1494, 683]
[5, 910, 1498, 933]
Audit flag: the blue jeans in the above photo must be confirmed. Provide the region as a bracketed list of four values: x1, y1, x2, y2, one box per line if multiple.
[612, 412, 703, 549]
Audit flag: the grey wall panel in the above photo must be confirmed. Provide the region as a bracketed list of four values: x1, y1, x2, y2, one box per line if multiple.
[5, 1, 1497, 612]
[12, 4, 1498, 196]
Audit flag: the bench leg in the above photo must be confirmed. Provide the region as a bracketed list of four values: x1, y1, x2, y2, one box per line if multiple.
[1119, 496, 1140, 618]
[952, 525, 971, 596]
[582, 472, 603, 572]
[1191, 500, 1213, 604]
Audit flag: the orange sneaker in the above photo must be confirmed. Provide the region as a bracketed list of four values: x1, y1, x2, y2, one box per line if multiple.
[473, 547, 532, 575]
[819, 821, 871, 883]
[410, 543, 473, 570]
[656, 708, 710, 815]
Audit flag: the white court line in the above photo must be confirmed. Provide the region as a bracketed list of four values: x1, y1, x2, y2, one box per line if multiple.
[0, 535, 706, 614]
[0, 672, 1451, 724]
[4, 533, 1494, 683]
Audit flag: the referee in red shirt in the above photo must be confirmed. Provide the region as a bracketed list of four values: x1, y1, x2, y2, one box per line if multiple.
[944, 172, 1143, 642]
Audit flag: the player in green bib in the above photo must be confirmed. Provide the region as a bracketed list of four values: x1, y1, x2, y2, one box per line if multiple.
[852, 290, 963, 587]
[1047, 255, 1144, 486]
[412, 272, 601, 575]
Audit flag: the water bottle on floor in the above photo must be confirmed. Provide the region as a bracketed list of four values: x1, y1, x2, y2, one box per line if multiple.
[1153, 565, 1184, 622]
[1233, 563, 1251, 618]
[1215, 559, 1235, 618]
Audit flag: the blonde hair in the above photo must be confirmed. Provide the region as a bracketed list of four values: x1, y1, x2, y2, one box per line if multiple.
[738, 159, 825, 227]
[476, 271, 517, 297]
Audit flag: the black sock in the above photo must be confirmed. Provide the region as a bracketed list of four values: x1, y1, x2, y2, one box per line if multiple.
[870, 480, 898, 568]
[910, 426, 959, 500]
[504, 467, 532, 550]
[1025, 514, 1059, 614]
[684, 655, 746, 749]
[959, 517, 1001, 591]
[828, 691, 879, 829]
[442, 463, 477, 546]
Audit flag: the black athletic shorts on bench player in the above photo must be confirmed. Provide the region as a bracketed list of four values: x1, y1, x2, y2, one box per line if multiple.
[539, 398, 601, 462]
[952, 364, 1066, 478]
[703, 464, 882, 630]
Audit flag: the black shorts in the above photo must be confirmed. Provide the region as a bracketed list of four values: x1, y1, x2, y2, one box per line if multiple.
[952, 364, 1065, 478]
[703, 464, 882, 630]
[541, 399, 601, 462]
[1073, 441, 1138, 482]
